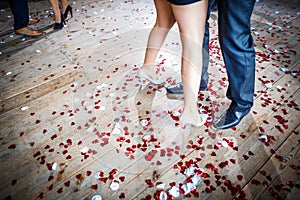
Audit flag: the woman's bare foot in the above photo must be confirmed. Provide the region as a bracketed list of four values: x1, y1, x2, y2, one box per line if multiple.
[139, 65, 164, 84]
[180, 111, 207, 127]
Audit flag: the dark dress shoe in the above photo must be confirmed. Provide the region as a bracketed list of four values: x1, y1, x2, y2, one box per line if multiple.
[15, 27, 44, 37]
[213, 108, 251, 130]
[166, 82, 207, 94]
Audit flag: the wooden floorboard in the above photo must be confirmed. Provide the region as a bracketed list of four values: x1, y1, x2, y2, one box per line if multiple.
[0, 0, 299, 200]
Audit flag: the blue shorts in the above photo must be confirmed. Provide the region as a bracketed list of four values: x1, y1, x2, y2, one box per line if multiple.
[167, 0, 201, 5]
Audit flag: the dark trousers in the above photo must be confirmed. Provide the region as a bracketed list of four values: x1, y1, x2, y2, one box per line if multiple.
[201, 0, 256, 111]
[8, 0, 29, 30]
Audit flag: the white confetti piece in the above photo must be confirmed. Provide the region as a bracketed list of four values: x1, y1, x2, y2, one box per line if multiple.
[169, 186, 180, 198]
[110, 181, 120, 191]
[182, 182, 196, 195]
[111, 123, 121, 135]
[265, 83, 272, 88]
[98, 105, 106, 111]
[52, 162, 57, 171]
[20, 106, 29, 111]
[21, 37, 25, 41]
[280, 67, 289, 72]
[6, 71, 12, 75]
[173, 111, 181, 117]
[91, 195, 102, 200]
[96, 83, 107, 90]
[35, 49, 41, 53]
[156, 183, 165, 189]
[184, 166, 196, 176]
[140, 119, 149, 126]
[259, 135, 268, 142]
[95, 172, 101, 179]
[291, 72, 297, 77]
[80, 146, 89, 153]
[275, 85, 283, 90]
[275, 11, 280, 14]
[142, 134, 151, 141]
[109, 92, 116, 97]
[159, 191, 168, 200]
[221, 140, 229, 147]
[192, 175, 201, 186]
[87, 126, 94, 132]
[253, 31, 260, 36]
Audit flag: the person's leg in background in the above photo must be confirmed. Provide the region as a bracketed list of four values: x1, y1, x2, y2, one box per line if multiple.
[200, 0, 216, 90]
[139, 0, 176, 83]
[8, 0, 43, 36]
[213, 0, 256, 129]
[8, 0, 29, 30]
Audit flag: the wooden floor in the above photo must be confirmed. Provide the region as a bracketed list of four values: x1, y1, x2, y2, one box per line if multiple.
[0, 0, 299, 199]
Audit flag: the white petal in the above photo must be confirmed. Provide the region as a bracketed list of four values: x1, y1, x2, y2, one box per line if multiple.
[95, 172, 101, 179]
[168, 186, 180, 198]
[192, 175, 201, 186]
[52, 162, 58, 171]
[20, 106, 29, 111]
[80, 146, 89, 153]
[156, 183, 165, 189]
[91, 195, 102, 200]
[110, 182, 120, 191]
[159, 191, 168, 200]
[140, 119, 149, 126]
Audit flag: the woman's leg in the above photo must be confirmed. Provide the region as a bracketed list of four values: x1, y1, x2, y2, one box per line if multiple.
[171, 0, 208, 125]
[142, 0, 176, 80]
[49, 0, 61, 23]
[60, 0, 69, 14]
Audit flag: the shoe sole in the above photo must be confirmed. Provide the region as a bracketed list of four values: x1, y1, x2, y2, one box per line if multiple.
[166, 93, 184, 100]
[15, 33, 45, 38]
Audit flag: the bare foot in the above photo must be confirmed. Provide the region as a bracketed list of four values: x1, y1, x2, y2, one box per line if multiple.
[141, 65, 159, 80]
[180, 112, 207, 127]
[139, 65, 164, 84]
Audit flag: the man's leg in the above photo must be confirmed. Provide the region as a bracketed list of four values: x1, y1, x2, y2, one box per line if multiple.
[213, 0, 256, 130]
[9, 0, 43, 37]
[9, 0, 29, 30]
